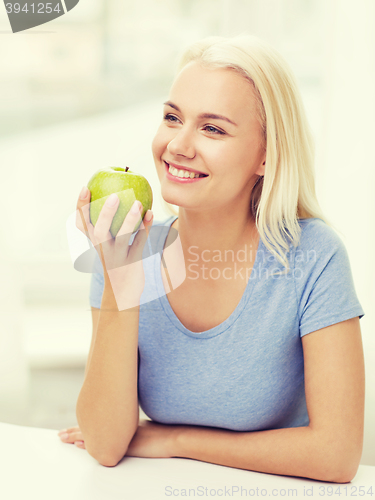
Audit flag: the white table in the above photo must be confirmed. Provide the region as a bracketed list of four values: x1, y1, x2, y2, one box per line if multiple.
[1, 421, 374, 500]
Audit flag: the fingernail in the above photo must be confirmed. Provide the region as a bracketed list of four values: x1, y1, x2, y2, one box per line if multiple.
[75, 441, 84, 446]
[130, 200, 141, 213]
[60, 433, 69, 440]
[106, 193, 118, 207]
[79, 186, 88, 199]
[145, 210, 153, 221]
[58, 429, 67, 436]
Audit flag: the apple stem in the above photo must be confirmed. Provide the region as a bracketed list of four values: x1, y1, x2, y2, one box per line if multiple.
[125, 166, 129, 172]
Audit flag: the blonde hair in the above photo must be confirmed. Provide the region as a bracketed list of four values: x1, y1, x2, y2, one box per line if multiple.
[164, 33, 334, 273]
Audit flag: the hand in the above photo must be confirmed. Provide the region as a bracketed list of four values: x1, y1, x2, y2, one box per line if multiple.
[125, 419, 181, 459]
[57, 420, 180, 458]
[57, 426, 86, 449]
[75, 187, 153, 309]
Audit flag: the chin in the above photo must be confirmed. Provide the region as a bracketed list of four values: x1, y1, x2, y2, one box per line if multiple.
[162, 183, 191, 209]
[160, 188, 182, 208]
[158, 167, 198, 210]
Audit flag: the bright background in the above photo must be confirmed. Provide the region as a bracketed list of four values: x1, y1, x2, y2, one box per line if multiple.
[0, 0, 374, 466]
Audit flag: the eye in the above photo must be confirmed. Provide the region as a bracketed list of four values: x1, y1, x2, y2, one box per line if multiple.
[163, 114, 226, 135]
[203, 125, 225, 135]
[163, 113, 179, 123]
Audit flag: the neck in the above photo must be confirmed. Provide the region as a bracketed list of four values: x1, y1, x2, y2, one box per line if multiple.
[174, 205, 259, 267]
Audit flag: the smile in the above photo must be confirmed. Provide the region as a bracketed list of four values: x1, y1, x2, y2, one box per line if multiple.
[164, 162, 208, 184]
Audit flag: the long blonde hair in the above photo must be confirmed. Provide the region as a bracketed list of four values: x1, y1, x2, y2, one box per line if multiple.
[164, 33, 333, 272]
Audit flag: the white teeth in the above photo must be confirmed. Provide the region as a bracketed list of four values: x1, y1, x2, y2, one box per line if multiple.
[168, 164, 203, 179]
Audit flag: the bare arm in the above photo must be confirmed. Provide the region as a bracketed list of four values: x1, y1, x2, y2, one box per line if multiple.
[174, 317, 365, 483]
[74, 184, 152, 467]
[84, 306, 140, 385]
[76, 286, 141, 467]
[83, 307, 100, 382]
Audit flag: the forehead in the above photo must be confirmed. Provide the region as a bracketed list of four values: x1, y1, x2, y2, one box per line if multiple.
[168, 61, 257, 120]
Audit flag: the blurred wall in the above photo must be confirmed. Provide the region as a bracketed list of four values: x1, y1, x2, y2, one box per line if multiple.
[318, 0, 375, 466]
[0, 0, 324, 137]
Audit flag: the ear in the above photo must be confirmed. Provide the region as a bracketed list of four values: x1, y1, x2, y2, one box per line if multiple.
[255, 158, 266, 177]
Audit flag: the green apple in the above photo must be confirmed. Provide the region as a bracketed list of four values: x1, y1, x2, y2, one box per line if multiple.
[87, 166, 153, 238]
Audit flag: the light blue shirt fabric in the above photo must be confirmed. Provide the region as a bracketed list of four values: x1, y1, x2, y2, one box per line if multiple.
[89, 216, 364, 432]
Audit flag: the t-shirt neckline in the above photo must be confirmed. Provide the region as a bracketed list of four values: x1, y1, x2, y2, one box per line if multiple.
[153, 215, 262, 339]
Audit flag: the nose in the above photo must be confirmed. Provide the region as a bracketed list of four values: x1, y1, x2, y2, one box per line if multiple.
[167, 127, 196, 159]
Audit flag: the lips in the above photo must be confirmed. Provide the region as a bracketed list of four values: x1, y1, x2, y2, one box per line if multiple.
[164, 161, 208, 177]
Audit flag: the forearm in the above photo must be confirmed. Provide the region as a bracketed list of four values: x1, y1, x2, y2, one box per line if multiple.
[174, 424, 351, 483]
[84, 315, 98, 381]
[76, 286, 140, 465]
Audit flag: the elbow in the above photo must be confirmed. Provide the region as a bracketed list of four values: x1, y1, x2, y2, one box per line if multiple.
[86, 442, 130, 467]
[317, 440, 362, 483]
[77, 420, 135, 467]
[84, 424, 138, 467]
[76, 405, 139, 468]
[97, 455, 123, 468]
[322, 465, 359, 484]
[322, 455, 361, 484]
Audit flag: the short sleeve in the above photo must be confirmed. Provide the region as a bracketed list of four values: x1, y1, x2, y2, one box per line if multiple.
[89, 251, 104, 309]
[297, 225, 365, 337]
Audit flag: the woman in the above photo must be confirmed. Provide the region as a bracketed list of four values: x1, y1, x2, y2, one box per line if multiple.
[59, 34, 365, 483]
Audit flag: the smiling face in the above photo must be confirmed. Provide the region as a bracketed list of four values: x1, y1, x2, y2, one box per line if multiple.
[152, 60, 266, 214]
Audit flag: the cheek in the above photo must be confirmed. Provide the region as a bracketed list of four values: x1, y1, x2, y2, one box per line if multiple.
[220, 139, 257, 171]
[151, 134, 162, 160]
[208, 146, 239, 174]
[151, 126, 168, 160]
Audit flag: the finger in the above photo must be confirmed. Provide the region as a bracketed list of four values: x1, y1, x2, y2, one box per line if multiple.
[59, 430, 84, 443]
[76, 204, 92, 237]
[137, 210, 153, 240]
[76, 187, 93, 238]
[143, 209, 154, 229]
[65, 426, 80, 433]
[57, 426, 80, 435]
[74, 441, 85, 448]
[93, 193, 120, 244]
[114, 200, 145, 255]
[127, 210, 153, 263]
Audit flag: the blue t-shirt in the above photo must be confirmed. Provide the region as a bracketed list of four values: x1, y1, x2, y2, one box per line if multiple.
[89, 216, 364, 432]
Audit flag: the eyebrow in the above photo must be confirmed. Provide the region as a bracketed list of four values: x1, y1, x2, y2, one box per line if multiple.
[163, 101, 238, 127]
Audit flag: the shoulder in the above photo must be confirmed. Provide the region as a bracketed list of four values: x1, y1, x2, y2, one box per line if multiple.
[297, 218, 343, 249]
[294, 218, 347, 263]
[292, 218, 352, 296]
[293, 219, 364, 337]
